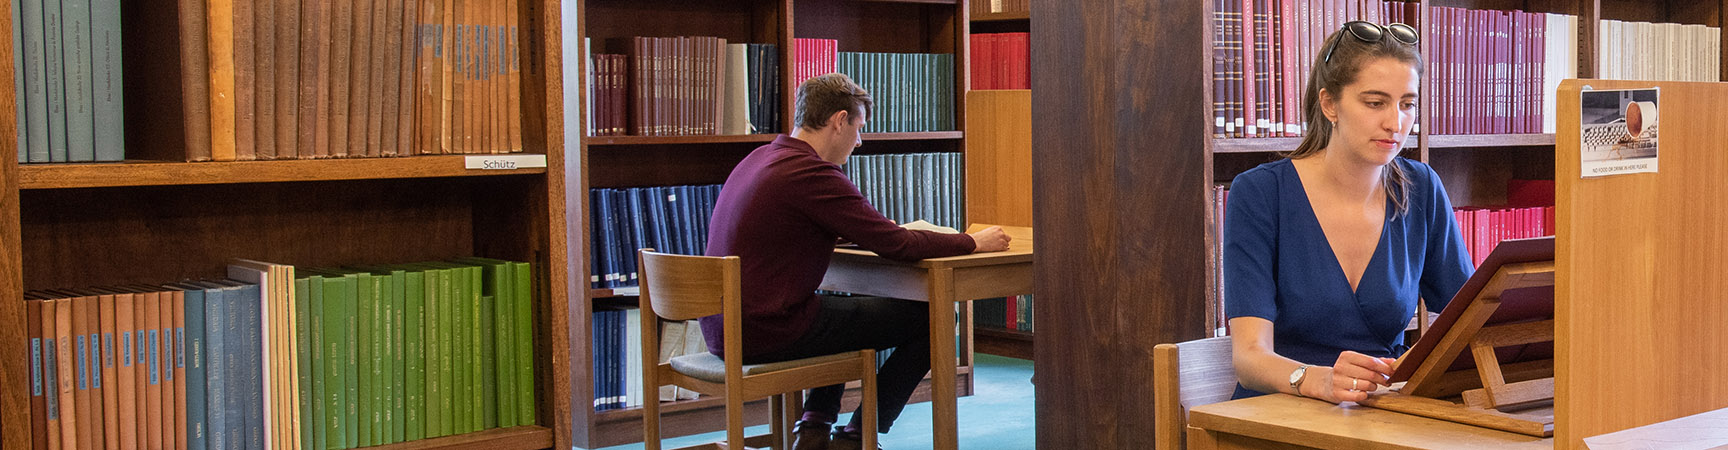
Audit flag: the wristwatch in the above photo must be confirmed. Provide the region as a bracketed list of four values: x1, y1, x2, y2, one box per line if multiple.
[1288, 364, 1312, 396]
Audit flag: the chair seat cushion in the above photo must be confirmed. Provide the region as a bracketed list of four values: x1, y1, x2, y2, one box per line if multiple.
[670, 351, 860, 384]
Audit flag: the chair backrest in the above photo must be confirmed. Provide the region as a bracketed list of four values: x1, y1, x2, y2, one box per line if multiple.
[637, 249, 741, 321]
[1153, 336, 1237, 450]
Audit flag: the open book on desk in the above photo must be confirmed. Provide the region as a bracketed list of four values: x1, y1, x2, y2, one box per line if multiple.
[836, 222, 1033, 248]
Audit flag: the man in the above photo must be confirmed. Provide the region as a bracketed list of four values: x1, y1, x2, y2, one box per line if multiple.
[703, 73, 1011, 450]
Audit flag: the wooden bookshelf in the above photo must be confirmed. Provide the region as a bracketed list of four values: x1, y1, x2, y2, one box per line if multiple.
[575, 0, 971, 447]
[0, 0, 573, 449]
[17, 155, 549, 189]
[1039, 0, 1728, 448]
[974, 326, 1032, 360]
[973, 11, 1030, 22]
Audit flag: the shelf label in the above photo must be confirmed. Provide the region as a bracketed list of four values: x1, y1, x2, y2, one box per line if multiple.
[465, 154, 548, 170]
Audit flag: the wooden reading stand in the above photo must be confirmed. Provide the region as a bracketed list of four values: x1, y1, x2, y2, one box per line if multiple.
[1360, 237, 1558, 438]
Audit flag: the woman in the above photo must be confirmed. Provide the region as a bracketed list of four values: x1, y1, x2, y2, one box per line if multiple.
[1223, 21, 1473, 404]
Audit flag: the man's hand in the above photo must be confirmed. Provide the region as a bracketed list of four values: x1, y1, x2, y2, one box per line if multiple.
[968, 226, 1011, 253]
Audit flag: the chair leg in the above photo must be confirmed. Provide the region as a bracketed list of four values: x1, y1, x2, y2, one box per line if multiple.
[726, 392, 746, 450]
[644, 383, 662, 450]
[771, 393, 786, 450]
[782, 393, 800, 449]
[861, 350, 878, 450]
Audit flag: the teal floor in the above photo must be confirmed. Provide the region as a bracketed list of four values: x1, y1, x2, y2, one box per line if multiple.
[596, 354, 1037, 450]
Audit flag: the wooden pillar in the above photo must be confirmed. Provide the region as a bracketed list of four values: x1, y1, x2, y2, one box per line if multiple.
[1031, 0, 1210, 448]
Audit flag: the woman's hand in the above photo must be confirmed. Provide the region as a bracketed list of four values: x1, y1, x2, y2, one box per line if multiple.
[1305, 351, 1396, 403]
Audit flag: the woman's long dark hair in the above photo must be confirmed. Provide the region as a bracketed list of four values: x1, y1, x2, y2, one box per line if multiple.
[1287, 25, 1425, 215]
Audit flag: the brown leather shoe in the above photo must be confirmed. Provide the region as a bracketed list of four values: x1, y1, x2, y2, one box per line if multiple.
[792, 421, 831, 450]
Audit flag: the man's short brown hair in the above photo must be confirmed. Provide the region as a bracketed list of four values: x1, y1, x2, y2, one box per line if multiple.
[794, 73, 874, 130]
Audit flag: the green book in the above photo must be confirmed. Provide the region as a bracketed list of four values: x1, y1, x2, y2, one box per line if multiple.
[402, 270, 425, 441]
[447, 263, 469, 433]
[479, 294, 496, 429]
[382, 269, 404, 443]
[465, 264, 482, 431]
[342, 271, 360, 448]
[454, 258, 515, 427]
[294, 278, 315, 450]
[318, 274, 345, 450]
[352, 270, 374, 447]
[512, 262, 534, 424]
[437, 264, 456, 435]
[415, 264, 443, 437]
[368, 274, 388, 445]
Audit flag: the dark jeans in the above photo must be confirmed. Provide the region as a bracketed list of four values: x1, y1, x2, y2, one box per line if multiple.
[742, 295, 931, 433]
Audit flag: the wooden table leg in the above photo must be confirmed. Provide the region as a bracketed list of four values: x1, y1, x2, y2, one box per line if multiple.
[929, 267, 958, 450]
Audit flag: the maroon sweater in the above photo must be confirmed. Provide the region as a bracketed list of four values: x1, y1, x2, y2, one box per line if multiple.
[701, 135, 976, 358]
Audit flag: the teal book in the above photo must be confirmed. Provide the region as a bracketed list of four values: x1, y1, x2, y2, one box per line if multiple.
[402, 270, 424, 441]
[59, 0, 93, 161]
[88, 0, 121, 161]
[172, 285, 209, 450]
[184, 283, 228, 450]
[42, 0, 66, 162]
[293, 277, 314, 450]
[20, 0, 50, 162]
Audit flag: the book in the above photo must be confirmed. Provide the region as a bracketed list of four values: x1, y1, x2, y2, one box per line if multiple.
[253, 0, 276, 160]
[44, 299, 64, 450]
[303, 0, 331, 158]
[170, 284, 210, 450]
[62, 0, 95, 161]
[98, 292, 120, 450]
[207, 0, 238, 161]
[293, 277, 314, 450]
[43, 0, 67, 162]
[28, 299, 47, 449]
[56, 298, 80, 450]
[90, 0, 122, 161]
[275, 0, 300, 159]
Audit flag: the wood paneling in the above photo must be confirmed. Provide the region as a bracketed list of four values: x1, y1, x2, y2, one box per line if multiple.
[964, 90, 1032, 227]
[1556, 79, 1728, 450]
[1032, 0, 1210, 448]
[0, 0, 24, 442]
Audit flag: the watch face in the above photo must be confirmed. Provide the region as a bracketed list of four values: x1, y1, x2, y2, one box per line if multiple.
[1289, 366, 1305, 386]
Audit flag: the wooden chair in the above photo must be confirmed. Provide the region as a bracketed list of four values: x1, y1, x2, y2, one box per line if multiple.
[1152, 336, 1237, 450]
[638, 249, 879, 450]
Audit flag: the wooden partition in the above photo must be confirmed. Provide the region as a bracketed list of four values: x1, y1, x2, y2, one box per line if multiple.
[1555, 79, 1728, 449]
[964, 90, 1033, 228]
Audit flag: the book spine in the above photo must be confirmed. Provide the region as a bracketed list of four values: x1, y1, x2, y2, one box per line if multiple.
[467, 266, 483, 430]
[62, 0, 94, 161]
[294, 278, 315, 450]
[207, 0, 237, 161]
[404, 270, 426, 440]
[203, 287, 229, 450]
[323, 277, 345, 449]
[309, 277, 329, 449]
[356, 274, 376, 446]
[397, 0, 417, 157]
[253, 0, 275, 159]
[276, 0, 300, 159]
[20, 0, 49, 162]
[348, 0, 376, 158]
[390, 271, 408, 442]
[90, 0, 122, 160]
[232, 0, 255, 160]
[513, 262, 534, 424]
[328, 0, 354, 158]
[183, 289, 209, 450]
[43, 0, 67, 162]
[99, 295, 119, 450]
[344, 277, 360, 448]
[171, 290, 189, 450]
[423, 267, 442, 437]
[144, 292, 164, 450]
[46, 299, 64, 450]
[303, 0, 330, 158]
[493, 263, 516, 428]
[28, 300, 47, 450]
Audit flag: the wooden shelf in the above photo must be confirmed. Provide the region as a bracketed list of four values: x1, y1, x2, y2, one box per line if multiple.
[584, 134, 778, 146]
[17, 155, 547, 189]
[972, 11, 1029, 22]
[861, 0, 958, 4]
[976, 326, 1033, 360]
[591, 288, 638, 299]
[360, 426, 554, 450]
[583, 132, 962, 146]
[1427, 133, 1557, 148]
[1211, 137, 1422, 154]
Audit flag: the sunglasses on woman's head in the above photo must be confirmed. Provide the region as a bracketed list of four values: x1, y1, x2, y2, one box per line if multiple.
[1323, 21, 1420, 64]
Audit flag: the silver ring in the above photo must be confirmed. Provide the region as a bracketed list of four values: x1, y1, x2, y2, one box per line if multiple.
[1350, 378, 1360, 391]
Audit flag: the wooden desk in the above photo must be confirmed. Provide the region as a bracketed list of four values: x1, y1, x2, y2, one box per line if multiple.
[1187, 394, 1554, 450]
[1582, 407, 1728, 450]
[818, 240, 1034, 450]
